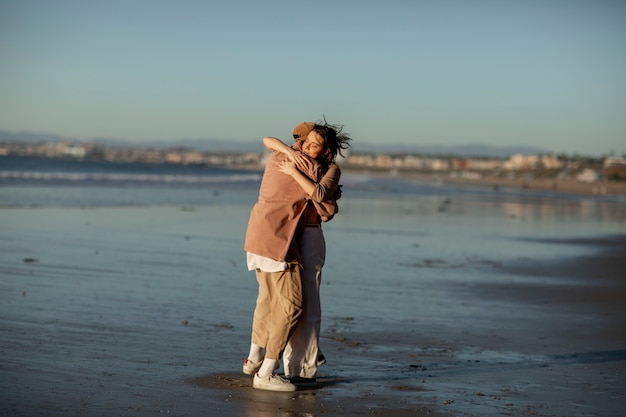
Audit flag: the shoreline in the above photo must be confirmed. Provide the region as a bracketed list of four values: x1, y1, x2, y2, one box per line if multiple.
[345, 167, 626, 197]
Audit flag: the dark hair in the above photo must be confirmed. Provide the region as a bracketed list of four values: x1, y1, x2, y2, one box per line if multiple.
[312, 117, 352, 165]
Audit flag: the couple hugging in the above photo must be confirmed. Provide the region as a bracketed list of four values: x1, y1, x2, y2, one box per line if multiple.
[243, 119, 351, 391]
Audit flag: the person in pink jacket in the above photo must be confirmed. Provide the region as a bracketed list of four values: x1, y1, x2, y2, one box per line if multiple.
[243, 120, 350, 391]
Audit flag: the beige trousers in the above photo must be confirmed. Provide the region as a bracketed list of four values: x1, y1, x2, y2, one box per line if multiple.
[251, 264, 303, 360]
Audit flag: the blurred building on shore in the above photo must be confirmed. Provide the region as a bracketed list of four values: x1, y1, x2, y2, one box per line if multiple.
[1, 140, 624, 183]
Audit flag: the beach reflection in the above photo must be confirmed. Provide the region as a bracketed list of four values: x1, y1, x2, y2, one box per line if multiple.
[190, 373, 321, 417]
[241, 388, 319, 417]
[500, 198, 626, 222]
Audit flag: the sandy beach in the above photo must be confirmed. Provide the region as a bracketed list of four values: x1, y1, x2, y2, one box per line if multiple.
[1, 188, 625, 416]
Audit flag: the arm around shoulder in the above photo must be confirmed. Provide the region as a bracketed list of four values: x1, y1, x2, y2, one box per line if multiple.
[263, 137, 291, 154]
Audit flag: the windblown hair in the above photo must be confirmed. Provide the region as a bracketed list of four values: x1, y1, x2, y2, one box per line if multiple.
[312, 117, 352, 165]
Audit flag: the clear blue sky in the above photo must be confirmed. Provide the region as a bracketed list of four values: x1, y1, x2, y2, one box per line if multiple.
[1, 0, 624, 156]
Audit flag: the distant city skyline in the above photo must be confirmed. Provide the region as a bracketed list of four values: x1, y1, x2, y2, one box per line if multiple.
[1, 0, 624, 157]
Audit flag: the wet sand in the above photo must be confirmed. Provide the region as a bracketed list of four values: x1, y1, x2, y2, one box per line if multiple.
[1, 202, 625, 416]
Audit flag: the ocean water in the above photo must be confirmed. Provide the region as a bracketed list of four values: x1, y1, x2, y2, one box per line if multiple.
[2, 155, 624, 244]
[2, 155, 626, 318]
[3, 155, 625, 300]
[1, 155, 625, 255]
[0, 156, 263, 207]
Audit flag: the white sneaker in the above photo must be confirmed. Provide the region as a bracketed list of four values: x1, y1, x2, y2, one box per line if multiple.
[243, 358, 263, 375]
[253, 373, 297, 392]
[243, 358, 280, 375]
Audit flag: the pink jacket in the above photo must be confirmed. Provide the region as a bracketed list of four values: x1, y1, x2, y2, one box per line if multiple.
[244, 150, 339, 263]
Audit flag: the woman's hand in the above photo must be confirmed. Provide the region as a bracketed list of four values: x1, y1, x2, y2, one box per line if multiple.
[285, 147, 309, 169]
[278, 160, 298, 177]
[278, 159, 318, 196]
[278, 161, 299, 177]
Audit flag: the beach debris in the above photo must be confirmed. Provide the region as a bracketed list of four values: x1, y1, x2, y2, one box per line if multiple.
[23, 257, 38, 263]
[401, 258, 447, 268]
[438, 197, 452, 212]
[443, 399, 454, 405]
[182, 320, 189, 326]
[422, 258, 446, 267]
[393, 384, 425, 391]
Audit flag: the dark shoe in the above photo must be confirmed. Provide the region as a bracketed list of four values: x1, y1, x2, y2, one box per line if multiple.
[317, 354, 327, 367]
[288, 376, 318, 388]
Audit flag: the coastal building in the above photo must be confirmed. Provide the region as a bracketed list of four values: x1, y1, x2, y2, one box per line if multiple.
[604, 156, 626, 168]
[576, 169, 599, 183]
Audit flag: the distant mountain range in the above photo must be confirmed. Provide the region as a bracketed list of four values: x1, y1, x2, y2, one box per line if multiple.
[0, 130, 548, 158]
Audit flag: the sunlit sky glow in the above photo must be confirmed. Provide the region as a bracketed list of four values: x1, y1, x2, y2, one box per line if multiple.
[1, 0, 625, 156]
